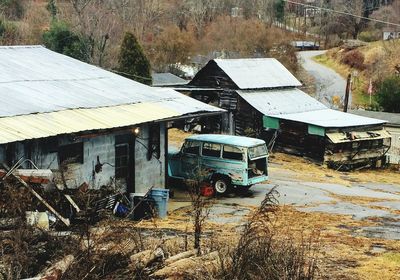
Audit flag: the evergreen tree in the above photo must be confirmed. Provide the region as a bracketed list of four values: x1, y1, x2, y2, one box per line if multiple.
[274, 0, 285, 22]
[117, 32, 152, 85]
[376, 76, 400, 113]
[46, 0, 57, 19]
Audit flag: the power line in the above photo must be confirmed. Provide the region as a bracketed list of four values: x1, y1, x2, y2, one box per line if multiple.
[283, 0, 400, 27]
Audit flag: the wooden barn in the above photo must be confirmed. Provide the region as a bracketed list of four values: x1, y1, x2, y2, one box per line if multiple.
[181, 58, 391, 169]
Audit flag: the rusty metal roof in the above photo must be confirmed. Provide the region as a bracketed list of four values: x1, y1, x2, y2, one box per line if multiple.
[213, 58, 302, 89]
[0, 46, 224, 144]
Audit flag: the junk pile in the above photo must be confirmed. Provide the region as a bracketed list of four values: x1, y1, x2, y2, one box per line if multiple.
[0, 159, 187, 279]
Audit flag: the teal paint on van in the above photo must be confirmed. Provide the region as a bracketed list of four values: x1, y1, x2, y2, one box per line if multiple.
[168, 134, 268, 188]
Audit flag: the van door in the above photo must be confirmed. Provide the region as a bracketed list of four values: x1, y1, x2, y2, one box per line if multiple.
[181, 141, 201, 177]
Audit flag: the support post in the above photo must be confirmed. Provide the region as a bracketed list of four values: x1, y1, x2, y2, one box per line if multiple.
[343, 74, 351, 112]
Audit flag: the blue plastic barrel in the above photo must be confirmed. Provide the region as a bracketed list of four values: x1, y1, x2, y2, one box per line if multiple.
[150, 188, 169, 218]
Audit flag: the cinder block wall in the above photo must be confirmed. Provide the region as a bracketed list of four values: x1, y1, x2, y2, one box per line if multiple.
[134, 123, 166, 193]
[0, 123, 166, 193]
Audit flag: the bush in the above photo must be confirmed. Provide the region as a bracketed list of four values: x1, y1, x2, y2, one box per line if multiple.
[0, 18, 19, 44]
[43, 20, 90, 62]
[0, 0, 25, 19]
[341, 49, 365, 70]
[376, 76, 400, 113]
[358, 30, 380, 42]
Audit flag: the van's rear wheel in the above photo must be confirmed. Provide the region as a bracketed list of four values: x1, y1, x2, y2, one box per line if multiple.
[212, 176, 231, 195]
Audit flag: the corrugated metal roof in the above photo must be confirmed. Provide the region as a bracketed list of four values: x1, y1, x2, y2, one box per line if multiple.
[326, 130, 391, 143]
[152, 73, 188, 86]
[276, 109, 386, 128]
[0, 103, 177, 144]
[349, 110, 400, 126]
[187, 134, 265, 147]
[237, 89, 326, 115]
[0, 91, 223, 144]
[214, 58, 302, 89]
[0, 46, 224, 144]
[237, 89, 386, 128]
[0, 46, 216, 117]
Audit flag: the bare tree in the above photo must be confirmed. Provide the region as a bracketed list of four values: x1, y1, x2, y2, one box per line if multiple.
[335, 0, 367, 39]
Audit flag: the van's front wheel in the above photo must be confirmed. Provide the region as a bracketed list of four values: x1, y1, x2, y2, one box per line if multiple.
[212, 176, 231, 196]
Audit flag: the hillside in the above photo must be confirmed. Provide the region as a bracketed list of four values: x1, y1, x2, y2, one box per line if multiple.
[314, 40, 400, 108]
[0, 0, 305, 77]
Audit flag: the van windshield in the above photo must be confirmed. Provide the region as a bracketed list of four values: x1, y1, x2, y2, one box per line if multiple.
[248, 144, 268, 159]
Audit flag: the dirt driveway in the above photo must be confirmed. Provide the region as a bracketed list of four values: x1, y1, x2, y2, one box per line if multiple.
[168, 152, 400, 279]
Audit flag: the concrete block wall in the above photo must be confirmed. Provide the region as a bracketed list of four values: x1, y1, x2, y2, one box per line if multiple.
[0, 123, 167, 193]
[134, 123, 166, 193]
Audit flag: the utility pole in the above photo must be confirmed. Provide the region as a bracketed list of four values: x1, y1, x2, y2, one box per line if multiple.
[343, 74, 351, 112]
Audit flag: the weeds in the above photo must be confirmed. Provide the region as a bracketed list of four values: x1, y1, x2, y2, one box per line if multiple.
[219, 187, 320, 280]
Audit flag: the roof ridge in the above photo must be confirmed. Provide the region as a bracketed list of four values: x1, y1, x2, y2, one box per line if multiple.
[0, 45, 43, 49]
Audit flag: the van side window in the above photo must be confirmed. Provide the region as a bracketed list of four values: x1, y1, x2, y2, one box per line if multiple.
[183, 141, 200, 155]
[202, 142, 221, 157]
[223, 145, 244, 161]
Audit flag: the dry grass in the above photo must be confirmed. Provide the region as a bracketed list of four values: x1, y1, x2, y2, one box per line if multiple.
[168, 128, 193, 147]
[355, 252, 400, 280]
[270, 152, 400, 187]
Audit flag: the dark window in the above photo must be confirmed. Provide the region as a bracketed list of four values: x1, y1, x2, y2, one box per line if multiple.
[147, 124, 161, 160]
[42, 137, 58, 153]
[182, 141, 201, 155]
[202, 142, 221, 158]
[59, 142, 83, 164]
[223, 145, 244, 161]
[115, 144, 129, 179]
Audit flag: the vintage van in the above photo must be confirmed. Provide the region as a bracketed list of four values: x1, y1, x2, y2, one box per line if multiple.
[168, 134, 268, 195]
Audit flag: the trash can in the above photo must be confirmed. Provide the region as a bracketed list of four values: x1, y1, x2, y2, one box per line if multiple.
[150, 188, 169, 218]
[129, 193, 155, 221]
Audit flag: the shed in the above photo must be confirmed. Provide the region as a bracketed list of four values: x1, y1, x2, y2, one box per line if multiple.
[0, 45, 224, 193]
[182, 58, 390, 169]
[350, 110, 400, 164]
[151, 72, 188, 87]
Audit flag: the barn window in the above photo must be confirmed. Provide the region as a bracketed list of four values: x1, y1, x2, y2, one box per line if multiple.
[147, 124, 160, 160]
[59, 142, 83, 164]
[115, 143, 129, 180]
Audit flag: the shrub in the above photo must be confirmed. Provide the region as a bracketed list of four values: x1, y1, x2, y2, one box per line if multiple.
[0, 0, 25, 19]
[376, 76, 400, 113]
[341, 49, 365, 70]
[358, 30, 380, 42]
[42, 20, 90, 62]
[0, 18, 19, 44]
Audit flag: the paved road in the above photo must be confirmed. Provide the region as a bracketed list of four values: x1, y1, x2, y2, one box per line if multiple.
[297, 51, 348, 108]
